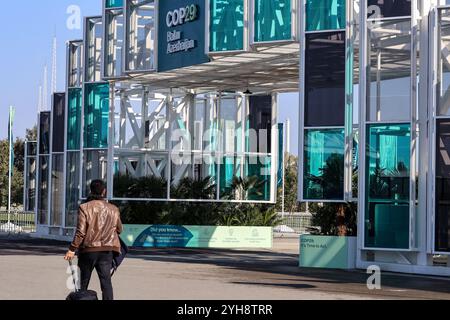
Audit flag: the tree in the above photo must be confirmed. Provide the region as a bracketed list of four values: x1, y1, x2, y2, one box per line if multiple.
[0, 137, 27, 209]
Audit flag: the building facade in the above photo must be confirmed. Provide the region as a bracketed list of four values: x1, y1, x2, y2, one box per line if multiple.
[24, 0, 450, 276]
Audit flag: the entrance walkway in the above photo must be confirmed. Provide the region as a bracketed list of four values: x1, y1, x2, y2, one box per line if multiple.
[0, 235, 449, 300]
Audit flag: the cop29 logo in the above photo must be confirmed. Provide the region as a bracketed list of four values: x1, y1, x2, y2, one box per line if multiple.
[166, 4, 199, 28]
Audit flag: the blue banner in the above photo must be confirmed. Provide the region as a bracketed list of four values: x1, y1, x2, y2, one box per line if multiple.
[158, 0, 210, 72]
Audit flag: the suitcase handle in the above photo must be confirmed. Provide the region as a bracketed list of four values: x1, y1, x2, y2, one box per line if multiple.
[68, 260, 79, 292]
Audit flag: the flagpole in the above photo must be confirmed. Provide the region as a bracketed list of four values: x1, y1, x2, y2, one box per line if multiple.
[7, 106, 13, 230]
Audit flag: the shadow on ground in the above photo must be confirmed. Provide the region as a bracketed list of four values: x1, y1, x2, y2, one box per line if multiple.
[1, 234, 450, 300]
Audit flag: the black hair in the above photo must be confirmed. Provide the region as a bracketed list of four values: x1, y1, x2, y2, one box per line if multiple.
[89, 180, 106, 200]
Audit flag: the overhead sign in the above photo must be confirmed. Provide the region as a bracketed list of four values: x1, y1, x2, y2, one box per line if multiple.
[121, 225, 273, 249]
[158, 0, 209, 72]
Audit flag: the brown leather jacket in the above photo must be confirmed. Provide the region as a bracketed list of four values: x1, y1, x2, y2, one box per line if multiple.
[69, 200, 123, 254]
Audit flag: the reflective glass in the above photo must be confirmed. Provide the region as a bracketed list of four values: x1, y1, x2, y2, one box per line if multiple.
[37, 156, 49, 225]
[27, 142, 37, 157]
[24, 157, 36, 212]
[438, 9, 450, 116]
[85, 17, 103, 83]
[65, 152, 80, 227]
[52, 93, 66, 153]
[105, 8, 124, 78]
[210, 0, 244, 52]
[68, 41, 83, 88]
[305, 32, 345, 127]
[220, 156, 242, 200]
[365, 124, 411, 249]
[84, 83, 109, 149]
[367, 19, 411, 122]
[50, 154, 64, 227]
[254, 0, 291, 42]
[67, 88, 82, 150]
[39, 112, 51, 155]
[170, 154, 217, 200]
[82, 150, 108, 198]
[126, 0, 156, 71]
[436, 120, 450, 252]
[368, 0, 411, 19]
[303, 129, 345, 200]
[247, 95, 272, 153]
[113, 152, 169, 199]
[245, 155, 271, 201]
[106, 0, 123, 8]
[306, 0, 345, 31]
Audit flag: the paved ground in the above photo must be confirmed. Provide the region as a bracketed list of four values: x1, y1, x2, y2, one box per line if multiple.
[1, 234, 450, 300]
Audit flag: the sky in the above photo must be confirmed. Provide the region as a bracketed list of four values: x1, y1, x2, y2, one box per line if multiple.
[0, 0, 299, 156]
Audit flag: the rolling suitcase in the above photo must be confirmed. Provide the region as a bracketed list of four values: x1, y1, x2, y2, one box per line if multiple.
[66, 260, 98, 301]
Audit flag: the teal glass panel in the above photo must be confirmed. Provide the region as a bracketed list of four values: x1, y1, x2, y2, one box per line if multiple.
[220, 156, 242, 199]
[306, 0, 346, 31]
[84, 83, 110, 149]
[365, 124, 411, 249]
[210, 0, 244, 52]
[303, 129, 345, 200]
[67, 88, 82, 150]
[245, 156, 271, 201]
[254, 0, 292, 42]
[106, 0, 123, 8]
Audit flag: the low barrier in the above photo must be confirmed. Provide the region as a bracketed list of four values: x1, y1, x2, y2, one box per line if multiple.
[0, 211, 36, 234]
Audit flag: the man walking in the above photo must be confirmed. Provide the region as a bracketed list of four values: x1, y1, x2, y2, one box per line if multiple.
[64, 180, 123, 300]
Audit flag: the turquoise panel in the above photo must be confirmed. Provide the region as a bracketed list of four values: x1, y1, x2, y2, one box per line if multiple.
[84, 83, 110, 149]
[365, 124, 411, 249]
[67, 88, 82, 151]
[303, 128, 345, 200]
[254, 0, 292, 42]
[306, 0, 346, 31]
[106, 0, 123, 8]
[210, 0, 244, 52]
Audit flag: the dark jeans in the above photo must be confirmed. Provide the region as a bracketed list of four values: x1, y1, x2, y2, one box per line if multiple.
[79, 251, 114, 300]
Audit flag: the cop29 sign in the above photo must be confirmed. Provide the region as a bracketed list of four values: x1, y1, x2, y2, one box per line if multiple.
[158, 0, 209, 72]
[166, 4, 199, 27]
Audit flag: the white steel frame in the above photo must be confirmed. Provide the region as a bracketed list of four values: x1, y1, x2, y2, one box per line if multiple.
[298, 0, 348, 204]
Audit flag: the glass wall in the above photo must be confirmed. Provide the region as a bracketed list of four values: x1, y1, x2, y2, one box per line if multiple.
[367, 19, 411, 122]
[210, 0, 244, 52]
[302, 23, 346, 202]
[438, 9, 450, 117]
[125, 0, 156, 71]
[68, 41, 83, 88]
[367, 0, 411, 19]
[303, 129, 345, 200]
[24, 142, 37, 212]
[67, 88, 82, 151]
[254, 0, 291, 42]
[37, 156, 49, 225]
[84, 83, 109, 149]
[112, 92, 275, 202]
[362, 1, 414, 250]
[52, 93, 66, 153]
[306, 0, 345, 31]
[83, 150, 108, 197]
[104, 6, 124, 78]
[85, 17, 103, 82]
[65, 152, 81, 227]
[305, 31, 346, 127]
[365, 124, 410, 249]
[106, 0, 123, 8]
[50, 154, 64, 226]
[39, 112, 51, 155]
[436, 9, 450, 252]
